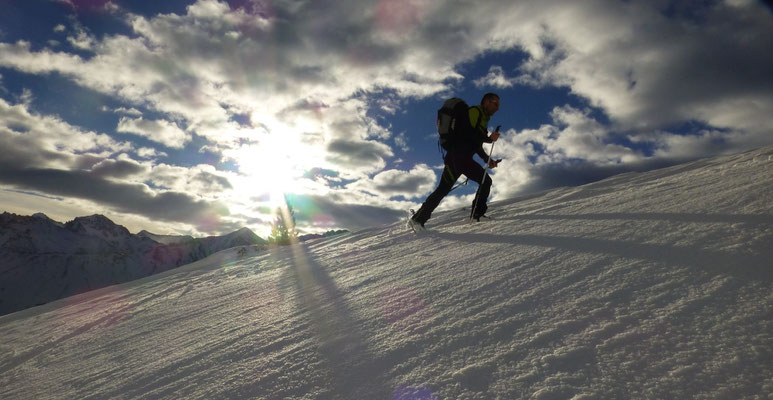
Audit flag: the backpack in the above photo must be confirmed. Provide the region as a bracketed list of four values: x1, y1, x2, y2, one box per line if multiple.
[437, 97, 483, 151]
[437, 97, 469, 151]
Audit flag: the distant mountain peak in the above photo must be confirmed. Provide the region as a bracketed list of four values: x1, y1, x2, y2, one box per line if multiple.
[32, 212, 52, 220]
[71, 214, 114, 224]
[65, 214, 130, 238]
[233, 227, 258, 236]
[1, 211, 270, 316]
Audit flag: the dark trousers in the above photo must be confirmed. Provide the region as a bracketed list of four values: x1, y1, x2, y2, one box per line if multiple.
[413, 151, 492, 224]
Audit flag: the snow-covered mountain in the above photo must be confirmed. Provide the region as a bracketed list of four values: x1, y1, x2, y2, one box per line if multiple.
[136, 229, 196, 245]
[0, 214, 266, 316]
[1, 146, 771, 399]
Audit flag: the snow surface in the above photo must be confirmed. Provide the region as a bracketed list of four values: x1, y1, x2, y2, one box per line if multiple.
[1, 147, 772, 399]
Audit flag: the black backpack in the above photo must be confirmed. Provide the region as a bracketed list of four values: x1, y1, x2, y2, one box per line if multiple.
[437, 97, 482, 151]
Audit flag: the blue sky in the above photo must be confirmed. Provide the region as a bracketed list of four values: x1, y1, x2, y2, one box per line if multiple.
[1, 0, 772, 237]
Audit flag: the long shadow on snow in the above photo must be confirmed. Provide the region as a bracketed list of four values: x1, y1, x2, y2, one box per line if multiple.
[498, 212, 773, 226]
[434, 232, 772, 281]
[282, 244, 393, 399]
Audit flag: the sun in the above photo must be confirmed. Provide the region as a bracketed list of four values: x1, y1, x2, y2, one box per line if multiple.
[228, 130, 320, 209]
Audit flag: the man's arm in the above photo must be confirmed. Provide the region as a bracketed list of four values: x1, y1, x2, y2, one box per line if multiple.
[476, 125, 500, 164]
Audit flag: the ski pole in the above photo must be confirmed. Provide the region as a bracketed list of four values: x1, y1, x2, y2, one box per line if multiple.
[470, 125, 500, 223]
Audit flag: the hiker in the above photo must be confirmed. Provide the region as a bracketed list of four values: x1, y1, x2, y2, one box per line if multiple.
[410, 93, 500, 228]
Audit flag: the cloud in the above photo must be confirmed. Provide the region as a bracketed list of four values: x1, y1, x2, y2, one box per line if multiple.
[474, 65, 516, 89]
[148, 163, 233, 194]
[0, 166, 227, 231]
[66, 29, 96, 50]
[486, 103, 765, 201]
[136, 147, 168, 159]
[116, 117, 190, 149]
[488, 105, 647, 199]
[351, 164, 437, 199]
[544, 106, 640, 164]
[0, 0, 470, 149]
[394, 132, 410, 152]
[0, 97, 131, 170]
[0, 97, 232, 233]
[326, 139, 394, 174]
[0, 40, 85, 76]
[2, 0, 770, 145]
[0, 0, 471, 191]
[89, 156, 149, 178]
[505, 0, 773, 137]
[110, 106, 143, 116]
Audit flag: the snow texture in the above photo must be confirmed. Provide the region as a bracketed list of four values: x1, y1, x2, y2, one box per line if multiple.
[1, 147, 772, 399]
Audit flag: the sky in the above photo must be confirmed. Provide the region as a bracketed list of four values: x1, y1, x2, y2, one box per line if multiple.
[1, 0, 772, 237]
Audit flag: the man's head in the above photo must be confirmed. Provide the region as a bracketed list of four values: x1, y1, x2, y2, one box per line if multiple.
[481, 93, 500, 116]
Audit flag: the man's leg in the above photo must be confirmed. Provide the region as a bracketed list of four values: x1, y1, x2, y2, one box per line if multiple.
[455, 157, 492, 219]
[471, 174, 492, 219]
[413, 163, 457, 225]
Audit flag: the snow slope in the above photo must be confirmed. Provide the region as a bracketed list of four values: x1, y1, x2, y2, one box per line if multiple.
[1, 147, 772, 399]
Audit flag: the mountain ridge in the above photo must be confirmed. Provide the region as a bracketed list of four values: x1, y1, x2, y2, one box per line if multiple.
[0, 213, 267, 316]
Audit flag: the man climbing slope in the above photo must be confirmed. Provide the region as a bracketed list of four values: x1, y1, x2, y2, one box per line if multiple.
[410, 93, 500, 229]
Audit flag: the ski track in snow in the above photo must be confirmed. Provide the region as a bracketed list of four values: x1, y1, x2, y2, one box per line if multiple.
[1, 147, 773, 399]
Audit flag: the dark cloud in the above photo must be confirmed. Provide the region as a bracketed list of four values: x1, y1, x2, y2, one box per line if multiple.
[326, 138, 393, 169]
[74, 154, 105, 170]
[358, 165, 437, 198]
[372, 174, 432, 195]
[0, 132, 72, 168]
[623, 3, 773, 128]
[0, 166, 228, 226]
[191, 170, 233, 191]
[90, 158, 148, 178]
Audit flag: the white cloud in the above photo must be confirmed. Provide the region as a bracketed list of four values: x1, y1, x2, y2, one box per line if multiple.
[394, 132, 410, 152]
[18, 88, 34, 106]
[474, 65, 516, 89]
[489, 105, 646, 200]
[545, 106, 640, 164]
[67, 30, 96, 50]
[148, 163, 233, 195]
[137, 147, 168, 159]
[0, 40, 86, 75]
[0, 97, 131, 170]
[112, 107, 143, 116]
[116, 117, 190, 149]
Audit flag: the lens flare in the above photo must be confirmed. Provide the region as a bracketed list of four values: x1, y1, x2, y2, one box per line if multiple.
[393, 386, 438, 400]
[378, 286, 432, 334]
